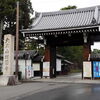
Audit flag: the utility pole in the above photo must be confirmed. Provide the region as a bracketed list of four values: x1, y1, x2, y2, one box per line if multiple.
[0, 20, 3, 45]
[15, 1, 19, 78]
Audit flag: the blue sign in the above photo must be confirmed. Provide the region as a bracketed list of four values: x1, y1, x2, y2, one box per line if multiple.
[93, 61, 100, 77]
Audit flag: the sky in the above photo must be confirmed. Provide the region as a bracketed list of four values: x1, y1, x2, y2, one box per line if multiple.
[31, 0, 100, 12]
[31, 0, 100, 50]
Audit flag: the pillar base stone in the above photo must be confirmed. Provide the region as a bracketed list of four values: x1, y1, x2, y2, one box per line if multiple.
[0, 75, 18, 86]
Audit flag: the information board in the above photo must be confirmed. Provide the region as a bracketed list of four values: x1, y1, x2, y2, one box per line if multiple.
[33, 63, 40, 71]
[43, 62, 50, 77]
[93, 61, 100, 78]
[83, 61, 92, 78]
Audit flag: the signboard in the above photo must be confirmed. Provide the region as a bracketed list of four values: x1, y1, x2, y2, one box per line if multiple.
[93, 61, 100, 78]
[56, 59, 61, 71]
[33, 63, 40, 71]
[43, 62, 50, 77]
[83, 61, 92, 78]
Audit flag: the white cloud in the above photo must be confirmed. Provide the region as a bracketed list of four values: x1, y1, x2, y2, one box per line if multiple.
[91, 42, 100, 51]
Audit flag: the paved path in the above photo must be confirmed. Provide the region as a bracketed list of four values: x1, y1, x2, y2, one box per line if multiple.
[28, 73, 100, 84]
[0, 82, 67, 100]
[1, 73, 100, 100]
[17, 84, 100, 100]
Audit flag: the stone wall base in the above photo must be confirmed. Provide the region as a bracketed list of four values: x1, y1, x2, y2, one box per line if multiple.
[0, 75, 17, 86]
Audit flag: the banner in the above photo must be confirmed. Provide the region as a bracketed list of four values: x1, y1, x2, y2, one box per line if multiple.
[93, 61, 100, 78]
[26, 60, 32, 79]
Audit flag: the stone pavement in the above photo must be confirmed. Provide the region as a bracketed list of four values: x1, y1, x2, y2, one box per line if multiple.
[27, 73, 100, 84]
[1, 73, 100, 100]
[0, 82, 67, 100]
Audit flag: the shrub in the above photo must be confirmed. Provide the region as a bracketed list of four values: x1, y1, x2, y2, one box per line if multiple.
[0, 72, 3, 75]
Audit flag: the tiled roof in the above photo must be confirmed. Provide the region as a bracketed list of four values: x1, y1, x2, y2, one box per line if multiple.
[32, 55, 43, 62]
[15, 50, 38, 59]
[0, 50, 38, 59]
[24, 6, 100, 32]
[63, 60, 73, 65]
[56, 54, 65, 59]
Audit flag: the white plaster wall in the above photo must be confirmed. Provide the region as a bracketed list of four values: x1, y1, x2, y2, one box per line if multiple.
[14, 59, 32, 79]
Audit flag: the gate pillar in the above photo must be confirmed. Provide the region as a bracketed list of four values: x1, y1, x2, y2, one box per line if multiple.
[44, 45, 56, 78]
[83, 43, 91, 61]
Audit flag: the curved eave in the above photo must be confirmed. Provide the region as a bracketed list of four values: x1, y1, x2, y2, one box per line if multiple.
[21, 25, 100, 37]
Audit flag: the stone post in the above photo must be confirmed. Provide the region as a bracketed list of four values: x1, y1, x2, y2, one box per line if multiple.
[0, 34, 16, 86]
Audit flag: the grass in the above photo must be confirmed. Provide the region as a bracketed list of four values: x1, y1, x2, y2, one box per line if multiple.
[70, 69, 82, 73]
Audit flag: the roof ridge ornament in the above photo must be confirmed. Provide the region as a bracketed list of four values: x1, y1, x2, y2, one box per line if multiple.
[91, 6, 99, 24]
[30, 13, 42, 28]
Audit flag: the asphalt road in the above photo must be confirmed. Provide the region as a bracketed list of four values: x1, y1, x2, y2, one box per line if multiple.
[17, 84, 100, 100]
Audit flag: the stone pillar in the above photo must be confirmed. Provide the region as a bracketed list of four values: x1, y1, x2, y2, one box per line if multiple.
[3, 34, 14, 75]
[0, 34, 16, 86]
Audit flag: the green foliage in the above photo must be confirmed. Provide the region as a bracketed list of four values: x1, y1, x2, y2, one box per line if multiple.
[92, 49, 100, 54]
[70, 69, 81, 73]
[0, 45, 3, 55]
[60, 5, 77, 10]
[0, 0, 33, 49]
[57, 46, 83, 68]
[0, 0, 33, 28]
[38, 47, 45, 56]
[57, 46, 83, 63]
[0, 72, 3, 75]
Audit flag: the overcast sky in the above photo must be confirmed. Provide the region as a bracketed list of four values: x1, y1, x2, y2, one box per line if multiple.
[31, 0, 100, 12]
[31, 0, 100, 50]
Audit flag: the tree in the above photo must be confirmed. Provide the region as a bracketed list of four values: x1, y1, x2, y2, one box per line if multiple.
[57, 46, 83, 68]
[92, 49, 100, 54]
[60, 5, 77, 10]
[0, 0, 33, 49]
